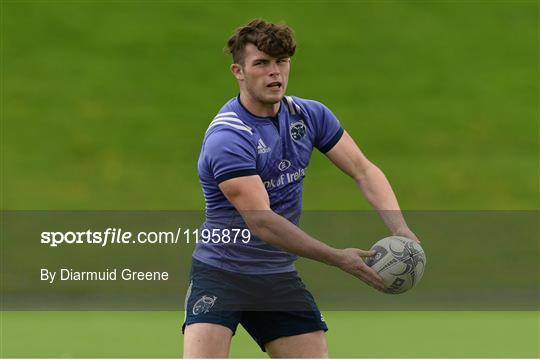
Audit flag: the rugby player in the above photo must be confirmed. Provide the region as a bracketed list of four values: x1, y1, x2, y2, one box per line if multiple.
[183, 19, 420, 358]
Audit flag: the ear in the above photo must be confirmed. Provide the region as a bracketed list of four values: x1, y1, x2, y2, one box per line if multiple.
[230, 63, 244, 81]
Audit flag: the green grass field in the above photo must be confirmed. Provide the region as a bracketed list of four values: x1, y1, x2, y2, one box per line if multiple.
[2, 1, 538, 210]
[1, 1, 538, 358]
[2, 311, 539, 358]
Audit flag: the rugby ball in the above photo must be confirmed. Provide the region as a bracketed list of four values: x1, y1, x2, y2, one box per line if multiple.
[365, 236, 426, 294]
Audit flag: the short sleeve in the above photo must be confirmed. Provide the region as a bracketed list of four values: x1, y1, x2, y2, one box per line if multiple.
[311, 101, 344, 153]
[203, 128, 257, 184]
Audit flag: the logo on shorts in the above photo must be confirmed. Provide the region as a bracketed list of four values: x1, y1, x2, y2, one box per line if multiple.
[192, 295, 217, 315]
[290, 121, 306, 141]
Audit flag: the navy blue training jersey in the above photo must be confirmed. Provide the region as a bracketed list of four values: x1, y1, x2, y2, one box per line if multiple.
[194, 95, 344, 274]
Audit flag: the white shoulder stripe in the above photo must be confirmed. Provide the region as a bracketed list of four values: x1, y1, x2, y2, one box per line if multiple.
[206, 121, 253, 135]
[285, 96, 301, 115]
[214, 112, 238, 119]
[210, 117, 250, 129]
[285, 96, 295, 115]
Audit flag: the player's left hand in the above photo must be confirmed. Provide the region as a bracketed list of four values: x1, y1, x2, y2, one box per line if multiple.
[393, 228, 421, 243]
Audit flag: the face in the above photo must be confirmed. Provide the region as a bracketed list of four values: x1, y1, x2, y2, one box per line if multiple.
[231, 43, 291, 106]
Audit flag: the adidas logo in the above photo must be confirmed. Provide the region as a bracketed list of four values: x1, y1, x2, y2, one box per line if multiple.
[257, 138, 271, 154]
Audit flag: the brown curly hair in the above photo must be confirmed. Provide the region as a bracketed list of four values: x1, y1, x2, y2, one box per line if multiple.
[226, 19, 296, 65]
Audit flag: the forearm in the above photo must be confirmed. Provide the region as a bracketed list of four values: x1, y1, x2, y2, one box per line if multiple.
[242, 211, 342, 267]
[355, 164, 410, 234]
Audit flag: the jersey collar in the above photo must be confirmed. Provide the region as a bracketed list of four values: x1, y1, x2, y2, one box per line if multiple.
[236, 95, 285, 122]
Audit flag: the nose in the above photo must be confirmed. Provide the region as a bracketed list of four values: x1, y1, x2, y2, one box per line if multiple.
[269, 61, 280, 76]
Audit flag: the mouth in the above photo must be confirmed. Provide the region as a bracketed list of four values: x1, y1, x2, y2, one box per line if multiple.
[266, 81, 283, 89]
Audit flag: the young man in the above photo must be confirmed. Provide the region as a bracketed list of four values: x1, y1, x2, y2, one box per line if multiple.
[183, 19, 419, 358]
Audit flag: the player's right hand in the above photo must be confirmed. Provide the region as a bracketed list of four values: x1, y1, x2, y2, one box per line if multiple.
[336, 248, 385, 291]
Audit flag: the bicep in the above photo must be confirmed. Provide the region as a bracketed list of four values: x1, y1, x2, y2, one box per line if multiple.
[218, 175, 271, 211]
[325, 131, 374, 181]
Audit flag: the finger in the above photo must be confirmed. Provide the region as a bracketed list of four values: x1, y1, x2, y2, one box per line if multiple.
[366, 275, 385, 291]
[367, 281, 382, 291]
[359, 262, 381, 278]
[366, 269, 385, 290]
[359, 266, 385, 290]
[369, 273, 385, 290]
[357, 249, 376, 257]
[357, 273, 380, 290]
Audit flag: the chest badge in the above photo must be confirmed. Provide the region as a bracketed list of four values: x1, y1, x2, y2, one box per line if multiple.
[290, 120, 306, 141]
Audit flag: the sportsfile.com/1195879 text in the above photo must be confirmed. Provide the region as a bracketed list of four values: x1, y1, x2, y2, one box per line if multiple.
[40, 228, 252, 247]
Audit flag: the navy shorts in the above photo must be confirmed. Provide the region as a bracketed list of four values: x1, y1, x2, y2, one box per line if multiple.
[182, 258, 328, 352]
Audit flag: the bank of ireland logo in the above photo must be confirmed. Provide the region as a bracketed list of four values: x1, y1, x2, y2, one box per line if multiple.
[278, 160, 291, 171]
[192, 295, 217, 315]
[289, 121, 306, 141]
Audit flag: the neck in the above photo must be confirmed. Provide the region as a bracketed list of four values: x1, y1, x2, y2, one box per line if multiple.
[239, 92, 280, 117]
